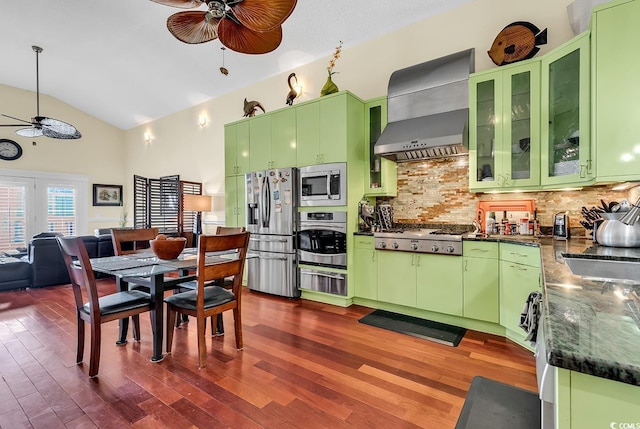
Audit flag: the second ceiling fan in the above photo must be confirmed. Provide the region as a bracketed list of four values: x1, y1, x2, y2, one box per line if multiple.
[150, 0, 298, 54]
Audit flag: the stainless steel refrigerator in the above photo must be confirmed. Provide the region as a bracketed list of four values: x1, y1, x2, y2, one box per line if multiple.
[245, 167, 300, 298]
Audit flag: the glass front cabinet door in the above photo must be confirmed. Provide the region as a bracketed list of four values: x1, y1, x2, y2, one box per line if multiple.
[540, 32, 591, 187]
[469, 62, 540, 191]
[364, 97, 397, 197]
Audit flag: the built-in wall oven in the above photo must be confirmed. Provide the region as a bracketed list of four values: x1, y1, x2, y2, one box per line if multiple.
[299, 163, 347, 207]
[297, 211, 347, 296]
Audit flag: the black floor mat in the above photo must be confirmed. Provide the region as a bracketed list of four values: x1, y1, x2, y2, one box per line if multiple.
[455, 376, 541, 429]
[358, 309, 466, 347]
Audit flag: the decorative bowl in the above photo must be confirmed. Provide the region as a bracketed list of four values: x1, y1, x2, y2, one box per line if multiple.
[149, 237, 186, 260]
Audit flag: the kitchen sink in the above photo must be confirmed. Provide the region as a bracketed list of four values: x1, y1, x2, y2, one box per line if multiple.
[563, 256, 640, 284]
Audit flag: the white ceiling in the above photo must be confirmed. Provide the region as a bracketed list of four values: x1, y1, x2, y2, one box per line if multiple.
[0, 0, 473, 130]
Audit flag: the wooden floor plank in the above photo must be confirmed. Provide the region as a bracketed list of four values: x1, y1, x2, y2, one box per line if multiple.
[0, 281, 537, 428]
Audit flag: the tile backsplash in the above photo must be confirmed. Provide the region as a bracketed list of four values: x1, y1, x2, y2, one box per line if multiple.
[377, 157, 633, 235]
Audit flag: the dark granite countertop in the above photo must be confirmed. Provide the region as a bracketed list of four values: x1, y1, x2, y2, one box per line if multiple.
[469, 235, 640, 386]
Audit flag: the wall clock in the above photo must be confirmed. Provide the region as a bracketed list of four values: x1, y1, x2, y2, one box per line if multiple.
[0, 139, 23, 161]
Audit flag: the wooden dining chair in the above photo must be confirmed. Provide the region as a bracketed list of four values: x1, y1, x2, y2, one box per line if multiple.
[57, 236, 152, 378]
[164, 232, 250, 368]
[210, 226, 246, 334]
[110, 227, 159, 256]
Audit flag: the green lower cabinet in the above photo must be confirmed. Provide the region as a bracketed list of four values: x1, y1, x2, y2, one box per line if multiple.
[463, 256, 499, 323]
[416, 254, 463, 316]
[377, 251, 416, 307]
[353, 236, 377, 300]
[556, 367, 640, 429]
[224, 175, 246, 228]
[499, 255, 541, 345]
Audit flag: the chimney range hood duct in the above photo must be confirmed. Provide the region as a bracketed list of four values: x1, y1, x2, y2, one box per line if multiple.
[374, 48, 475, 161]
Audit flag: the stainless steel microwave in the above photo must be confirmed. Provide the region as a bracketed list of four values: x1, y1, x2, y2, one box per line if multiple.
[299, 163, 347, 206]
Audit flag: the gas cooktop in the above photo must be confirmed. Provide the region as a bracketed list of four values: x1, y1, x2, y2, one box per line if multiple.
[374, 229, 463, 255]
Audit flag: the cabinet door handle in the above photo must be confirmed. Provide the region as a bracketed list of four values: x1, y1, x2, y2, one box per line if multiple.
[416, 255, 421, 267]
[470, 248, 489, 253]
[579, 162, 587, 178]
[371, 251, 376, 262]
[509, 264, 529, 271]
[509, 252, 528, 258]
[410, 254, 415, 266]
[464, 260, 468, 272]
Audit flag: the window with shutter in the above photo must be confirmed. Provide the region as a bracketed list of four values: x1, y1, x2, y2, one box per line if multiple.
[0, 171, 87, 253]
[0, 179, 29, 252]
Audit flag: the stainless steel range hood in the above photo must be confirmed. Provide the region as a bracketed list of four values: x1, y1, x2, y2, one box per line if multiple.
[374, 48, 475, 161]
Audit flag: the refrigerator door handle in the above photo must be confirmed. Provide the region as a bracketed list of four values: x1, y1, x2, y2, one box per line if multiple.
[250, 237, 289, 243]
[261, 175, 271, 228]
[257, 255, 289, 261]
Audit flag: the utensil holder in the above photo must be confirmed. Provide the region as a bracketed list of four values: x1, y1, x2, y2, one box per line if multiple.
[620, 197, 640, 225]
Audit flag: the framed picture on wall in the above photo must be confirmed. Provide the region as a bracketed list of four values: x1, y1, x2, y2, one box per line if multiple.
[93, 184, 123, 206]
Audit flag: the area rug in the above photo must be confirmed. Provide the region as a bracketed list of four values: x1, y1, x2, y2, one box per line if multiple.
[455, 376, 541, 429]
[358, 309, 466, 347]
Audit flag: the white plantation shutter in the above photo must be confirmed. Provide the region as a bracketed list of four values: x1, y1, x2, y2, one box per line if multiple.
[0, 179, 29, 252]
[0, 170, 87, 253]
[46, 185, 77, 235]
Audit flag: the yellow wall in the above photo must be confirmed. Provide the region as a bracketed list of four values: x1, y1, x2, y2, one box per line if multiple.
[0, 83, 127, 233]
[1, 0, 578, 231]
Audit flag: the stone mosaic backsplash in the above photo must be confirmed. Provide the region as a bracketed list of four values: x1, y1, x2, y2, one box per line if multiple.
[377, 157, 633, 236]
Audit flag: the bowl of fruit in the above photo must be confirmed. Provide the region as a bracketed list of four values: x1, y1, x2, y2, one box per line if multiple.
[149, 234, 186, 260]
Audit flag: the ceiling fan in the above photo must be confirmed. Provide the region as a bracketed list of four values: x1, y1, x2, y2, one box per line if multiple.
[1, 46, 81, 140]
[150, 0, 297, 54]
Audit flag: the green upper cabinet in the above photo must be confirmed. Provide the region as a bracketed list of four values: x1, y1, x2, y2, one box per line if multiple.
[296, 92, 360, 167]
[592, 0, 640, 182]
[249, 115, 271, 171]
[249, 109, 298, 171]
[541, 32, 592, 187]
[224, 121, 250, 177]
[363, 97, 397, 197]
[469, 61, 541, 191]
[270, 108, 298, 169]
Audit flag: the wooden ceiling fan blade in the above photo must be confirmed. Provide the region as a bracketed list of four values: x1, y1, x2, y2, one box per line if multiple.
[167, 11, 219, 44]
[149, 0, 204, 9]
[218, 18, 282, 54]
[231, 0, 297, 32]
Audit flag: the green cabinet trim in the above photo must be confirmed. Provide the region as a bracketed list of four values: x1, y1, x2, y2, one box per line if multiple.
[363, 96, 397, 197]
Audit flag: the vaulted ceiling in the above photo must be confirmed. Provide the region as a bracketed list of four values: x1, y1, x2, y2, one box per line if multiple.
[0, 0, 473, 130]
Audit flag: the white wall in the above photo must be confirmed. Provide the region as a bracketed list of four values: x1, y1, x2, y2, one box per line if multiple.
[124, 0, 576, 225]
[0, 84, 127, 233]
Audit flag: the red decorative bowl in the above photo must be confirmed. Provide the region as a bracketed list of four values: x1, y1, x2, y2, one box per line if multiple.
[149, 237, 186, 260]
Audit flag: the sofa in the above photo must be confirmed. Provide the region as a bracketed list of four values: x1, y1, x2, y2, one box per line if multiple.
[0, 232, 116, 292]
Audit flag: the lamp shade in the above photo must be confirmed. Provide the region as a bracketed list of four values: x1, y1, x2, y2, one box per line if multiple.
[184, 194, 212, 212]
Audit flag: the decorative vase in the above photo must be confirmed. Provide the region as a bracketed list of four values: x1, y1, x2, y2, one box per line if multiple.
[320, 74, 339, 97]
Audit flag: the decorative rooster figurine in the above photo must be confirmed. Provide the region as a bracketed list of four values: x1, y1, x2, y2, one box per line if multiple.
[243, 98, 265, 118]
[285, 73, 299, 106]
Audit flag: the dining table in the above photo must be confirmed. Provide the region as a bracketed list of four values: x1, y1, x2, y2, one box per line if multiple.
[90, 247, 243, 362]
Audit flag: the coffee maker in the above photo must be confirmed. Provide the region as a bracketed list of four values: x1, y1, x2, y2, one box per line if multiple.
[553, 212, 570, 240]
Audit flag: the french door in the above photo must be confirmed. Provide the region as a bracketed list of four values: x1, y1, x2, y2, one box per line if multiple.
[0, 170, 87, 253]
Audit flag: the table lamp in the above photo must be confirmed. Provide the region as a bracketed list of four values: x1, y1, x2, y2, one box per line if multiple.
[183, 194, 212, 245]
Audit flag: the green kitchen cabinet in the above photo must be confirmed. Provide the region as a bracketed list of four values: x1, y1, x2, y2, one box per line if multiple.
[463, 241, 499, 323]
[224, 121, 250, 177]
[416, 254, 463, 316]
[555, 367, 640, 429]
[363, 97, 397, 197]
[377, 251, 416, 307]
[249, 115, 272, 171]
[224, 175, 246, 228]
[499, 243, 541, 346]
[249, 109, 298, 171]
[295, 91, 361, 166]
[270, 108, 298, 169]
[353, 236, 377, 300]
[541, 32, 592, 187]
[469, 61, 541, 191]
[592, 0, 640, 182]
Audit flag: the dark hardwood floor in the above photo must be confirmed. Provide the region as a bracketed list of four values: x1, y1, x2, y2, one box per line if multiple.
[0, 279, 537, 428]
